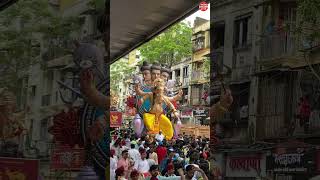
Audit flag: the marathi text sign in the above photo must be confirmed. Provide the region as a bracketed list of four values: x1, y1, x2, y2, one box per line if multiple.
[267, 151, 315, 173]
[226, 154, 266, 177]
[50, 147, 85, 170]
[110, 111, 122, 127]
[193, 108, 209, 117]
[0, 157, 39, 180]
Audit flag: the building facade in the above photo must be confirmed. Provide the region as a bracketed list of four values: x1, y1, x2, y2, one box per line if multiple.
[211, 0, 320, 179]
[4, 0, 106, 178]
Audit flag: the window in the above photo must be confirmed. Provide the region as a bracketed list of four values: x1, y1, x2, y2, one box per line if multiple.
[234, 14, 252, 48]
[175, 69, 181, 77]
[55, 91, 58, 102]
[40, 119, 48, 141]
[183, 66, 188, 77]
[193, 33, 205, 52]
[41, 94, 51, 106]
[31, 86, 36, 97]
[213, 22, 225, 49]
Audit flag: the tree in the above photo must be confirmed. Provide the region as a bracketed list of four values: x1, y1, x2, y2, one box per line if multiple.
[0, 0, 82, 93]
[296, 0, 320, 44]
[138, 22, 192, 66]
[110, 58, 136, 92]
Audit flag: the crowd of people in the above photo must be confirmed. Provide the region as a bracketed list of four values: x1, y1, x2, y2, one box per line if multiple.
[110, 128, 210, 180]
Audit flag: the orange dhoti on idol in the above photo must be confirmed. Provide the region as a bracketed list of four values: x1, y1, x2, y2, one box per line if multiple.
[143, 113, 173, 140]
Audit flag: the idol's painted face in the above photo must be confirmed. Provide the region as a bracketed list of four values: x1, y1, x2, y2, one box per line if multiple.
[142, 70, 151, 82]
[151, 69, 161, 81]
[161, 72, 169, 82]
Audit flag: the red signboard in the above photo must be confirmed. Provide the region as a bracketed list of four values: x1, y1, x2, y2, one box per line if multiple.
[0, 157, 39, 180]
[110, 111, 122, 127]
[50, 146, 85, 170]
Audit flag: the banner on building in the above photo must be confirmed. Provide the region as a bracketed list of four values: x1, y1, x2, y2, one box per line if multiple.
[181, 108, 192, 118]
[267, 150, 315, 173]
[226, 154, 266, 177]
[0, 157, 39, 180]
[110, 111, 122, 127]
[193, 108, 209, 117]
[50, 146, 85, 170]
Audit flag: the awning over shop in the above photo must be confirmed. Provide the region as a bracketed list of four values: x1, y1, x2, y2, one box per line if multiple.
[110, 0, 204, 63]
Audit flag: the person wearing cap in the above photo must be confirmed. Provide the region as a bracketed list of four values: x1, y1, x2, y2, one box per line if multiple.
[130, 169, 143, 180]
[184, 164, 208, 180]
[164, 164, 176, 177]
[115, 166, 127, 180]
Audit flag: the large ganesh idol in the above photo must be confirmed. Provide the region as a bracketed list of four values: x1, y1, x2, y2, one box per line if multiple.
[131, 62, 183, 139]
[135, 77, 180, 140]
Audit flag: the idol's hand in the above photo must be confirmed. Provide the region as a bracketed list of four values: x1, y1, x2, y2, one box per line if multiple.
[80, 69, 95, 94]
[173, 111, 180, 119]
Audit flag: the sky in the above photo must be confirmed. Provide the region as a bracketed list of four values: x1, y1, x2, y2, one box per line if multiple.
[183, 3, 210, 27]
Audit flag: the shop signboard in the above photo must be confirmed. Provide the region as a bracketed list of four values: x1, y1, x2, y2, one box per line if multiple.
[267, 150, 315, 173]
[226, 154, 266, 177]
[0, 157, 39, 180]
[193, 108, 209, 117]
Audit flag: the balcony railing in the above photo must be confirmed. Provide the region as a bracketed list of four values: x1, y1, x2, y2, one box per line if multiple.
[191, 71, 209, 83]
[260, 34, 298, 60]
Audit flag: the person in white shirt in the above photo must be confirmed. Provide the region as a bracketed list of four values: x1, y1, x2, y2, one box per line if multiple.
[155, 130, 165, 142]
[128, 144, 141, 162]
[134, 148, 150, 178]
[110, 149, 118, 180]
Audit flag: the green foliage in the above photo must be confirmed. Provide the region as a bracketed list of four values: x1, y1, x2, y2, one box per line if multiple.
[110, 59, 136, 91]
[297, 0, 320, 41]
[88, 0, 105, 12]
[138, 22, 192, 66]
[0, 0, 82, 92]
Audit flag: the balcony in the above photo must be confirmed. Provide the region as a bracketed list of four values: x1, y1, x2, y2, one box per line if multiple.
[190, 71, 209, 84]
[231, 66, 251, 82]
[182, 77, 189, 87]
[260, 34, 298, 60]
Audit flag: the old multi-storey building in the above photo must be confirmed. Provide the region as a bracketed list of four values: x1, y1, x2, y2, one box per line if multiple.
[190, 17, 211, 127]
[171, 58, 193, 124]
[2, 0, 106, 178]
[211, 0, 320, 179]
